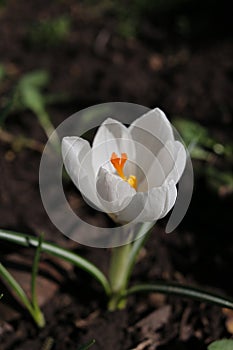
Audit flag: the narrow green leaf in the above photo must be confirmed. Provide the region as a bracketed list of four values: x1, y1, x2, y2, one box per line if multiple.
[124, 282, 233, 309]
[208, 339, 233, 350]
[16, 70, 58, 146]
[0, 262, 44, 326]
[0, 229, 111, 295]
[21, 86, 44, 115]
[77, 339, 95, 350]
[31, 234, 43, 308]
[0, 262, 34, 315]
[0, 293, 3, 299]
[31, 234, 45, 327]
[19, 70, 50, 89]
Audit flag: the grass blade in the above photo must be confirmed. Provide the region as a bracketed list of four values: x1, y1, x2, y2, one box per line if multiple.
[0, 229, 111, 295]
[124, 282, 233, 309]
[31, 234, 45, 327]
[77, 339, 95, 350]
[0, 262, 34, 316]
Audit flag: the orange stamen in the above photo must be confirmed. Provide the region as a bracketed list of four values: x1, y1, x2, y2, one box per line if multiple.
[110, 152, 127, 179]
[110, 152, 137, 190]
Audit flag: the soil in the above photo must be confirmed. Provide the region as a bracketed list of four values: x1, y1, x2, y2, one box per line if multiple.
[0, 1, 233, 349]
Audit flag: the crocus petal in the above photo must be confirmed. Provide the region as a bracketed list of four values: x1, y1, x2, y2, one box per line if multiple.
[137, 156, 166, 192]
[157, 140, 186, 185]
[114, 180, 176, 224]
[129, 108, 174, 154]
[96, 166, 136, 214]
[62, 137, 99, 208]
[92, 118, 136, 176]
[128, 108, 174, 182]
[160, 180, 177, 218]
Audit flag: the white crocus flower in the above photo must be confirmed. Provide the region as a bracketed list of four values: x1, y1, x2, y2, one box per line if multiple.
[62, 108, 186, 224]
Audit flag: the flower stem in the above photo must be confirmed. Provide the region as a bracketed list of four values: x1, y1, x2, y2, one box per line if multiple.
[108, 223, 154, 311]
[108, 243, 132, 311]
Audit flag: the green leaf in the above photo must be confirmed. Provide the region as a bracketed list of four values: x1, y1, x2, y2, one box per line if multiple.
[27, 16, 71, 48]
[31, 234, 43, 308]
[174, 118, 209, 146]
[31, 234, 45, 327]
[21, 86, 44, 114]
[0, 262, 34, 316]
[0, 261, 45, 327]
[0, 293, 3, 299]
[17, 70, 49, 114]
[16, 70, 59, 145]
[124, 282, 233, 309]
[208, 339, 233, 350]
[77, 339, 95, 350]
[0, 229, 111, 296]
[19, 70, 50, 89]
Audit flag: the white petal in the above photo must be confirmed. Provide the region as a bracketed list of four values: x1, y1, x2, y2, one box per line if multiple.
[92, 118, 136, 175]
[62, 137, 99, 208]
[96, 167, 136, 214]
[115, 181, 176, 224]
[128, 108, 174, 183]
[160, 180, 177, 218]
[129, 108, 174, 154]
[62, 137, 92, 188]
[157, 140, 186, 185]
[137, 156, 166, 192]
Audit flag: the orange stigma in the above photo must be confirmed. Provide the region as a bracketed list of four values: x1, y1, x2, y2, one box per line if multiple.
[110, 152, 137, 190]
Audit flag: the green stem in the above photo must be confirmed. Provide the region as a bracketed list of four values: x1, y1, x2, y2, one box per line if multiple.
[125, 223, 154, 287]
[108, 243, 132, 310]
[123, 282, 233, 309]
[108, 223, 154, 311]
[0, 229, 111, 296]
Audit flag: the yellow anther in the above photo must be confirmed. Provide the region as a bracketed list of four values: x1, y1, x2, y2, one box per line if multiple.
[110, 152, 137, 190]
[127, 175, 137, 190]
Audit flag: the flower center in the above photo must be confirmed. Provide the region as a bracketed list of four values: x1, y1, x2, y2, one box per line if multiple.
[110, 152, 137, 190]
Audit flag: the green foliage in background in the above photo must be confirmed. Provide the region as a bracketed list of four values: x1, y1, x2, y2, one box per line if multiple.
[77, 339, 95, 350]
[27, 16, 71, 48]
[0, 69, 65, 150]
[174, 118, 232, 159]
[208, 339, 233, 350]
[174, 118, 233, 194]
[15, 70, 56, 140]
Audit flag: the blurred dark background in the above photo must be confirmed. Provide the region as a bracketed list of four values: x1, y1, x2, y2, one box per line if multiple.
[1, 0, 233, 121]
